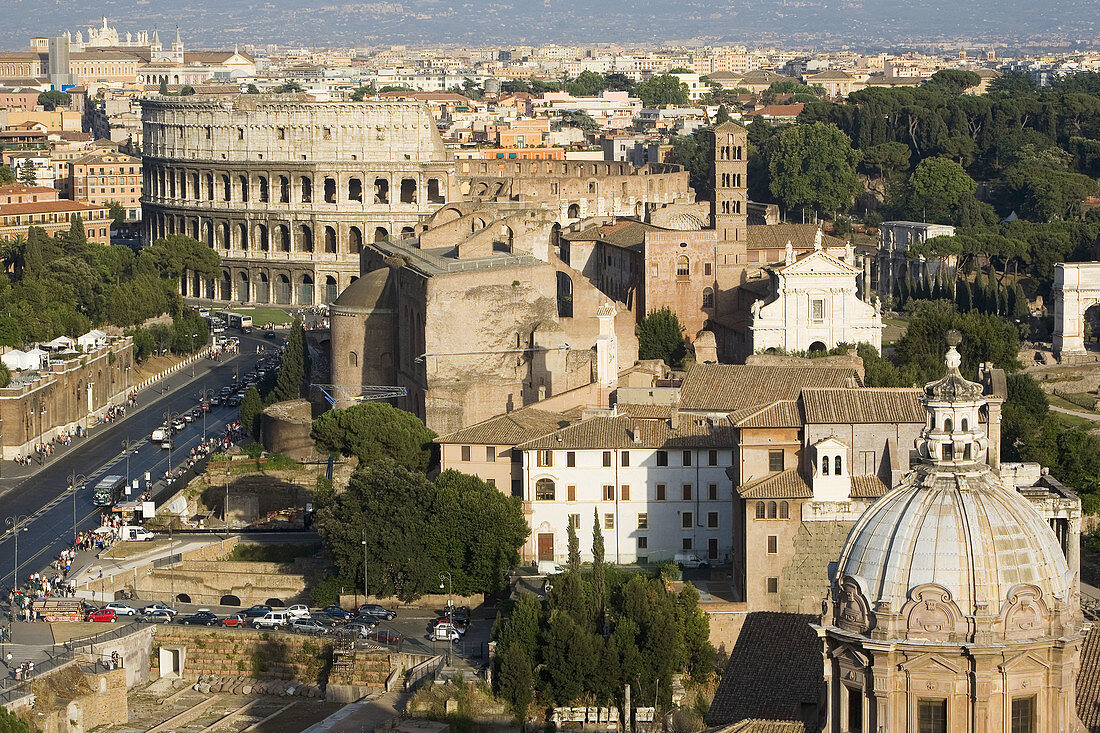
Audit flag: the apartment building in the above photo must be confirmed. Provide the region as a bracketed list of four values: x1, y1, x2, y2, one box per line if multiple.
[0, 183, 111, 242]
[61, 149, 141, 223]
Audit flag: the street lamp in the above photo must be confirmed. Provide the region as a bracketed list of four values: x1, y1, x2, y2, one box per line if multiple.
[361, 539, 368, 603]
[67, 472, 87, 544]
[439, 571, 453, 664]
[121, 437, 137, 495]
[189, 333, 199, 376]
[198, 388, 215, 440]
[163, 410, 182, 483]
[5, 515, 29, 631]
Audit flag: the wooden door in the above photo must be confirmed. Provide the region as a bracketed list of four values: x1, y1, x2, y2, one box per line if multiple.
[537, 533, 554, 561]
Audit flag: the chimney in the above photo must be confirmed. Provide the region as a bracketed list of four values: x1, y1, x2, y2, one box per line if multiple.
[537, 385, 546, 401]
[670, 393, 680, 432]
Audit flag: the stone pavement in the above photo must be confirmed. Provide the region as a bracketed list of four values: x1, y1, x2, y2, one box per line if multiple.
[299, 690, 405, 732]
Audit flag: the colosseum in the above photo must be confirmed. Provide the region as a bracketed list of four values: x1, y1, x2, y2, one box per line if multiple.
[141, 94, 698, 307]
[140, 94, 454, 305]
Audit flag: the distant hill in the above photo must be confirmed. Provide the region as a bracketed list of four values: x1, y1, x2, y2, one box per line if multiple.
[3, 0, 1097, 49]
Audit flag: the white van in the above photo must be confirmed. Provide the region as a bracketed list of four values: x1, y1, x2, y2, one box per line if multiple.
[151, 427, 169, 442]
[122, 526, 155, 542]
[253, 611, 290, 629]
[536, 560, 565, 575]
[285, 604, 310, 619]
[674, 553, 708, 568]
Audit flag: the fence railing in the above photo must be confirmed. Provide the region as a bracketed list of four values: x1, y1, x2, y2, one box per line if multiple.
[404, 654, 444, 692]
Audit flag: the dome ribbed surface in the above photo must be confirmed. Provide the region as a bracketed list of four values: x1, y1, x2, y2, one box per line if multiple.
[837, 463, 1070, 615]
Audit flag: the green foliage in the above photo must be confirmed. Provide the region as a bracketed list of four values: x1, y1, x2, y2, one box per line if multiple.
[715, 104, 731, 124]
[314, 474, 335, 510]
[637, 75, 689, 108]
[179, 85, 195, 96]
[638, 307, 687, 366]
[567, 520, 581, 573]
[0, 363, 9, 388]
[245, 83, 260, 94]
[273, 81, 304, 93]
[16, 160, 36, 186]
[239, 385, 263, 439]
[923, 69, 982, 96]
[38, 90, 70, 110]
[497, 641, 534, 721]
[316, 464, 527, 600]
[906, 157, 977, 224]
[893, 301, 1020, 383]
[311, 401, 436, 472]
[0, 706, 32, 733]
[266, 318, 306, 403]
[566, 70, 607, 97]
[668, 127, 715, 201]
[108, 200, 126, 228]
[349, 84, 376, 101]
[0, 165, 13, 184]
[159, 77, 169, 95]
[768, 121, 862, 218]
[591, 509, 606, 627]
[228, 542, 319, 562]
[559, 109, 599, 134]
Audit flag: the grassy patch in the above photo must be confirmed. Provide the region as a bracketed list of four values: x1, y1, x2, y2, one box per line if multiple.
[1052, 408, 1100, 430]
[228, 542, 321, 563]
[230, 307, 293, 328]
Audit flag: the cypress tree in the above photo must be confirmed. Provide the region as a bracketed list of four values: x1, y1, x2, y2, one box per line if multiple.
[998, 284, 1009, 316]
[591, 509, 606, 633]
[267, 318, 306, 403]
[973, 270, 986, 312]
[567, 520, 581, 573]
[1013, 284, 1029, 320]
[238, 385, 263, 439]
[957, 279, 972, 312]
[23, 227, 46, 278]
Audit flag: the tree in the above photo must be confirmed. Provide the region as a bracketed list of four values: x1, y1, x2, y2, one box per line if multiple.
[668, 128, 715, 201]
[542, 613, 599, 704]
[907, 157, 976, 224]
[567, 70, 606, 97]
[238, 386, 263, 439]
[497, 641, 534, 721]
[159, 77, 169, 95]
[924, 69, 981, 96]
[266, 318, 306, 403]
[988, 71, 1038, 96]
[37, 90, 70, 110]
[592, 509, 606, 630]
[0, 706, 32, 733]
[0, 165, 13, 184]
[311, 402, 437, 472]
[861, 141, 910, 180]
[108, 200, 126, 228]
[637, 75, 689, 108]
[273, 81, 304, 93]
[715, 104, 731, 124]
[567, 520, 581, 573]
[180, 85, 195, 96]
[63, 213, 87, 252]
[141, 235, 220, 280]
[768, 122, 862, 219]
[559, 109, 599, 134]
[245, 83, 260, 94]
[604, 72, 636, 94]
[350, 84, 375, 101]
[637, 307, 687, 366]
[16, 160, 36, 186]
[496, 592, 542, 665]
[0, 363, 10, 388]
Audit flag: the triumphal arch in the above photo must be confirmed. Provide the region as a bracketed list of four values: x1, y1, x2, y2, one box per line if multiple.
[1052, 262, 1100, 361]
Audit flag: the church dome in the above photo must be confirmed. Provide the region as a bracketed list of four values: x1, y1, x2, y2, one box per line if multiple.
[831, 332, 1074, 642]
[664, 212, 707, 231]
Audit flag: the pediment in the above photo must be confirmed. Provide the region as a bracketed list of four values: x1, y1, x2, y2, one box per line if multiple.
[814, 436, 849, 451]
[777, 248, 859, 277]
[999, 651, 1051, 674]
[897, 652, 962, 675]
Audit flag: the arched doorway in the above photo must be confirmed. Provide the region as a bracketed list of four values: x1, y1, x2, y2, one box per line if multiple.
[220, 271, 231, 300]
[237, 272, 249, 303]
[255, 272, 270, 303]
[299, 274, 314, 305]
[325, 276, 338, 303]
[275, 274, 291, 304]
[348, 226, 362, 253]
[556, 272, 573, 318]
[374, 226, 388, 243]
[809, 341, 827, 353]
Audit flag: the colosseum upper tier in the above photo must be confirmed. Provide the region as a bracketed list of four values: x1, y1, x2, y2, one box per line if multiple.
[140, 95, 455, 306]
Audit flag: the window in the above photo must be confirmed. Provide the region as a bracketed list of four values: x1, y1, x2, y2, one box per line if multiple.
[835, 455, 843, 475]
[779, 501, 790, 519]
[603, 451, 612, 467]
[676, 255, 690, 277]
[535, 479, 555, 501]
[962, 417, 969, 431]
[460, 445, 471, 462]
[767, 501, 777, 519]
[656, 450, 668, 466]
[604, 513, 614, 530]
[637, 513, 648, 529]
[707, 512, 719, 529]
[682, 484, 692, 501]
[656, 484, 666, 501]
[637, 536, 648, 550]
[704, 262, 712, 276]
[486, 447, 496, 462]
[682, 450, 692, 466]
[537, 450, 553, 467]
[567, 485, 576, 501]
[621, 485, 630, 501]
[708, 484, 719, 501]
[621, 451, 630, 466]
[487, 478, 496, 487]
[682, 538, 693, 550]
[767, 577, 778, 593]
[767, 535, 778, 554]
[755, 501, 765, 519]
[604, 485, 615, 501]
[568, 513, 580, 529]
[769, 450, 784, 472]
[708, 450, 718, 466]
[918, 699, 947, 733]
[567, 451, 575, 467]
[822, 456, 830, 475]
[847, 687, 863, 733]
[702, 288, 714, 308]
[810, 297, 825, 322]
[1011, 696, 1034, 733]
[682, 511, 693, 529]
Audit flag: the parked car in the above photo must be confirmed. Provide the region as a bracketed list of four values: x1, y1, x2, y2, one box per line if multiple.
[263, 330, 277, 339]
[674, 553, 709, 569]
[243, 604, 272, 618]
[320, 606, 355, 622]
[289, 618, 329, 636]
[343, 621, 378, 638]
[367, 629, 404, 645]
[104, 602, 138, 616]
[431, 617, 468, 635]
[86, 608, 117, 623]
[221, 614, 248, 628]
[139, 610, 174, 624]
[180, 611, 220, 626]
[357, 604, 396, 621]
[171, 419, 186, 432]
[253, 611, 290, 629]
[141, 602, 179, 617]
[429, 625, 460, 642]
[226, 395, 242, 407]
[285, 604, 310, 619]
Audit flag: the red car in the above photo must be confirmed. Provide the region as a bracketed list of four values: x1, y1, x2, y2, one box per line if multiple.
[221, 614, 247, 628]
[86, 608, 117, 622]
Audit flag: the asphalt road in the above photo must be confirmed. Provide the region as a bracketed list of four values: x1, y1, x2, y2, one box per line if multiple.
[0, 330, 276, 591]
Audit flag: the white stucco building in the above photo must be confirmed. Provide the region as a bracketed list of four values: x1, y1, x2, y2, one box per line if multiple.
[517, 406, 735, 566]
[749, 246, 883, 355]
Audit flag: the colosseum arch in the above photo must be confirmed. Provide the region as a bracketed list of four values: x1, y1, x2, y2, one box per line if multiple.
[206, 173, 214, 200]
[237, 272, 250, 302]
[255, 272, 270, 303]
[258, 176, 269, 203]
[203, 221, 213, 247]
[348, 178, 363, 202]
[374, 178, 389, 204]
[325, 275, 338, 303]
[257, 224, 269, 251]
[276, 224, 290, 252]
[323, 177, 336, 204]
[401, 226, 415, 238]
[1053, 262, 1100, 360]
[427, 178, 445, 204]
[218, 271, 231, 300]
[279, 176, 290, 203]
[237, 223, 248, 251]
[324, 226, 337, 253]
[275, 274, 291, 304]
[300, 274, 314, 305]
[300, 177, 312, 203]
[219, 222, 230, 250]
[221, 174, 231, 202]
[374, 226, 388, 243]
[349, 227, 362, 253]
[239, 176, 249, 203]
[299, 224, 313, 253]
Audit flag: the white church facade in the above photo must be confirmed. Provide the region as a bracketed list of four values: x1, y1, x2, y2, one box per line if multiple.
[749, 245, 883, 355]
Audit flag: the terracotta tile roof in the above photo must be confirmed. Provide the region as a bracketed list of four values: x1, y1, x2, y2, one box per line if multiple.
[800, 388, 924, 424]
[679, 363, 860, 413]
[436, 407, 577, 446]
[706, 612, 823, 728]
[713, 721, 806, 733]
[745, 103, 804, 118]
[0, 184, 56, 195]
[518, 414, 737, 451]
[616, 403, 673, 419]
[0, 199, 105, 215]
[730, 400, 802, 428]
[1078, 626, 1100, 731]
[736, 469, 812, 499]
[746, 223, 839, 251]
[849, 474, 890, 498]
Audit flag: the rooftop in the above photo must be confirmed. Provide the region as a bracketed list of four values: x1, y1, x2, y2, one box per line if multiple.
[517, 412, 737, 451]
[678, 363, 860, 413]
[437, 407, 578, 446]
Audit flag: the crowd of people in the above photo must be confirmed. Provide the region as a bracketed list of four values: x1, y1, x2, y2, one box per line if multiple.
[13, 392, 139, 466]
